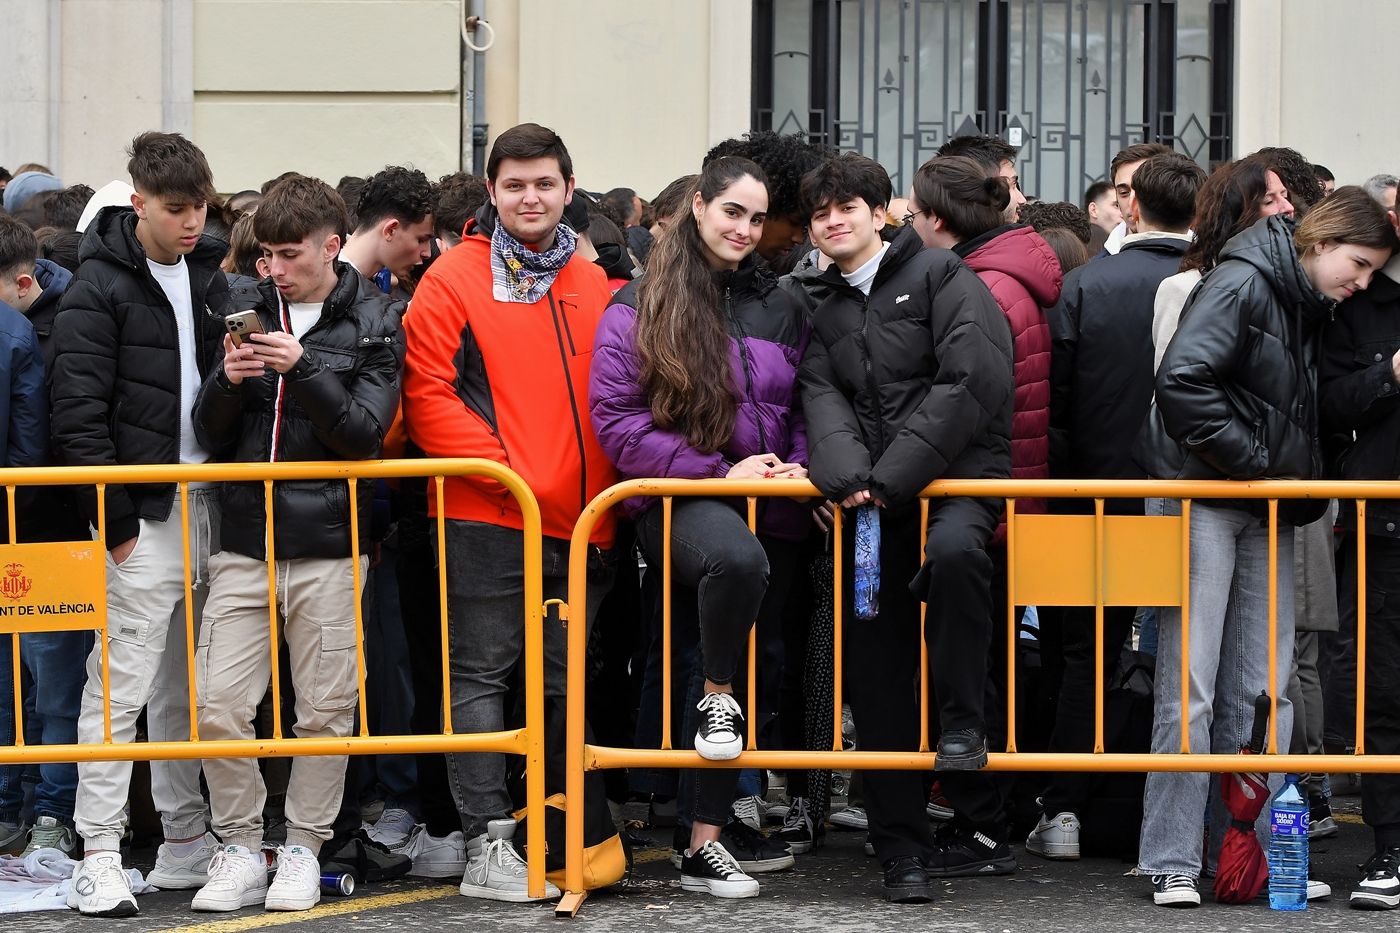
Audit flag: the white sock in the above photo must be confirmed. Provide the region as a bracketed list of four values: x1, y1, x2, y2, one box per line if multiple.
[164, 836, 206, 857]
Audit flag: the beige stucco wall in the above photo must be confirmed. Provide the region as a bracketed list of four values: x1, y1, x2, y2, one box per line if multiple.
[1234, 0, 1400, 186]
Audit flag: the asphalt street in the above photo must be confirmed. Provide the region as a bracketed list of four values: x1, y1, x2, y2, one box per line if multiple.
[5, 789, 1390, 932]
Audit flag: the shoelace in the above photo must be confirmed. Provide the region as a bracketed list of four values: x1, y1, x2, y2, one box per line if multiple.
[1154, 873, 1195, 892]
[733, 796, 761, 826]
[486, 836, 528, 873]
[698, 841, 743, 878]
[28, 823, 69, 851]
[274, 848, 317, 887]
[783, 796, 812, 831]
[1362, 849, 1400, 878]
[697, 692, 742, 735]
[87, 857, 131, 892]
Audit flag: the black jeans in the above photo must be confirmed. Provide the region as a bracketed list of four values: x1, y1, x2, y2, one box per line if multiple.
[1341, 534, 1400, 847]
[848, 497, 1001, 863]
[635, 499, 774, 828]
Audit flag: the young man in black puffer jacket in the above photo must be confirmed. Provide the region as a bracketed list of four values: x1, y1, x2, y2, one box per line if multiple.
[189, 175, 403, 914]
[797, 152, 1015, 903]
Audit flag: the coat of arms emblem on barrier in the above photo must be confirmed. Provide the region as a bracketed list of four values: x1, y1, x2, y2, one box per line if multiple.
[2, 563, 32, 600]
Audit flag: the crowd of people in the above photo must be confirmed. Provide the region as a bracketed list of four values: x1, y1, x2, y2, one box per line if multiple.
[1, 122, 1400, 917]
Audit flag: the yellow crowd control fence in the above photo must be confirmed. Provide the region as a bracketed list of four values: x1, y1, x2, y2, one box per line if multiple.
[559, 477, 1400, 917]
[0, 458, 551, 899]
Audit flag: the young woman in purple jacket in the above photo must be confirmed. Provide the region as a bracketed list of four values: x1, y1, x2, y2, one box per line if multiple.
[589, 156, 811, 899]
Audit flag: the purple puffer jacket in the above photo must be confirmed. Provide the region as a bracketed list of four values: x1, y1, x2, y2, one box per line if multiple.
[589, 262, 812, 540]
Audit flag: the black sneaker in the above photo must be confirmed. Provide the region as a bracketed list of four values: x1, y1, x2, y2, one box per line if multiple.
[883, 854, 934, 904]
[1151, 873, 1200, 907]
[1352, 846, 1400, 910]
[935, 729, 988, 771]
[1309, 795, 1338, 839]
[679, 840, 759, 898]
[720, 819, 795, 873]
[695, 692, 744, 760]
[776, 796, 824, 855]
[321, 828, 412, 883]
[924, 826, 1016, 877]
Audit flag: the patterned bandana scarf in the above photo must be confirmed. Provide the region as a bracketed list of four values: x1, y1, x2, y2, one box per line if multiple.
[490, 220, 577, 303]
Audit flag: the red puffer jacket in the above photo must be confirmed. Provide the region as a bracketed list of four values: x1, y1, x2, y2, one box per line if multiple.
[957, 224, 1062, 537]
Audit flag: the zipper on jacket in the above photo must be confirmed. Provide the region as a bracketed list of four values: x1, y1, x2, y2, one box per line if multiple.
[725, 287, 768, 453]
[857, 293, 886, 459]
[547, 293, 590, 513]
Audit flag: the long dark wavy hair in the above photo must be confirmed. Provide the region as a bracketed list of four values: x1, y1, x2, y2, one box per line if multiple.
[1179, 157, 1273, 274]
[635, 157, 767, 453]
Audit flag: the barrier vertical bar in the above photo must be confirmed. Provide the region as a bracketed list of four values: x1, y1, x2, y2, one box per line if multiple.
[1005, 498, 1018, 753]
[747, 497, 758, 751]
[97, 483, 112, 743]
[1093, 498, 1105, 754]
[1356, 501, 1368, 755]
[1267, 499, 1279, 754]
[832, 505, 844, 751]
[516, 476, 546, 901]
[919, 497, 930, 753]
[436, 476, 452, 733]
[563, 489, 597, 910]
[179, 483, 199, 740]
[1179, 499, 1191, 754]
[6, 485, 20, 750]
[661, 497, 673, 751]
[349, 478, 369, 737]
[265, 479, 283, 739]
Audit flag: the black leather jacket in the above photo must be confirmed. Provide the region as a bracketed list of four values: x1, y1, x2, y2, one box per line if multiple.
[1136, 216, 1329, 526]
[195, 263, 404, 560]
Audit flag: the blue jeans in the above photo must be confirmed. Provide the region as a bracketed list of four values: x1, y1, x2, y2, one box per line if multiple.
[1138, 502, 1295, 877]
[0, 631, 93, 823]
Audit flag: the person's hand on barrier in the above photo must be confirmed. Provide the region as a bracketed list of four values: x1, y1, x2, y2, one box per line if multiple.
[840, 488, 873, 509]
[768, 462, 808, 478]
[727, 453, 783, 479]
[812, 501, 836, 531]
[222, 333, 265, 385]
[247, 331, 305, 374]
[111, 536, 138, 566]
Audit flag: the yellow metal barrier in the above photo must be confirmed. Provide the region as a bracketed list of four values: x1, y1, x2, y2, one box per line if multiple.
[559, 477, 1400, 917]
[0, 458, 550, 899]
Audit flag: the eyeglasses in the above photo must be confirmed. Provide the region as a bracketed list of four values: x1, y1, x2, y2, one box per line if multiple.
[902, 208, 928, 225]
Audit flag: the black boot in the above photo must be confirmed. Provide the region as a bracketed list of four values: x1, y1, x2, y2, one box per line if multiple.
[883, 855, 934, 903]
[935, 728, 988, 771]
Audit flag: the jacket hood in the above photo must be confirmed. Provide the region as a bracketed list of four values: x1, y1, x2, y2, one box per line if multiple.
[80, 205, 229, 274]
[1218, 214, 1332, 325]
[594, 241, 634, 282]
[959, 224, 1063, 308]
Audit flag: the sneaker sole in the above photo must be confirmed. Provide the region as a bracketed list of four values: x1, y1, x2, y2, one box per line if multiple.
[78, 899, 139, 918]
[934, 748, 988, 771]
[1309, 821, 1339, 840]
[735, 853, 795, 874]
[926, 805, 954, 822]
[147, 871, 209, 890]
[266, 893, 321, 911]
[1153, 893, 1201, 907]
[192, 887, 269, 911]
[829, 816, 868, 831]
[680, 874, 759, 898]
[1352, 891, 1400, 909]
[779, 837, 820, 855]
[925, 856, 1017, 878]
[694, 736, 743, 761]
[410, 860, 469, 879]
[884, 882, 935, 904]
[459, 882, 561, 902]
[1025, 838, 1079, 860]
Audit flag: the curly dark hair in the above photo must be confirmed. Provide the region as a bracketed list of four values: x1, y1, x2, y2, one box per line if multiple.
[1017, 200, 1092, 244]
[434, 172, 489, 241]
[704, 131, 832, 220]
[354, 165, 436, 232]
[1252, 146, 1325, 214]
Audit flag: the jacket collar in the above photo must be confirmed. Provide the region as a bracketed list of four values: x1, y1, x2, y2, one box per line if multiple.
[815, 223, 924, 294]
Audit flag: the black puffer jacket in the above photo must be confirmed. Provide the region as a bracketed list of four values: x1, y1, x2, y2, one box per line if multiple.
[195, 263, 404, 560]
[799, 225, 1014, 509]
[1136, 215, 1329, 526]
[1320, 264, 1400, 537]
[51, 207, 230, 545]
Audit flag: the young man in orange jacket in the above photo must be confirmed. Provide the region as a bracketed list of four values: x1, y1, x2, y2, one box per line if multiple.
[402, 123, 617, 902]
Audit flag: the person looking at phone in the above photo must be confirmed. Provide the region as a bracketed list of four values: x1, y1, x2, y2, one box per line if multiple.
[187, 175, 404, 914]
[50, 131, 229, 918]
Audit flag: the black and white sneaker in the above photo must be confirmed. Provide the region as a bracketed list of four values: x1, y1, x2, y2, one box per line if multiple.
[720, 818, 795, 873]
[776, 796, 823, 855]
[1151, 873, 1200, 907]
[924, 827, 1016, 878]
[1352, 847, 1400, 910]
[695, 692, 744, 760]
[680, 840, 759, 898]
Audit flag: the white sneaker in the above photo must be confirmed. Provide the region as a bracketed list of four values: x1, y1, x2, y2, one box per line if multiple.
[460, 819, 560, 902]
[366, 807, 416, 850]
[403, 825, 468, 879]
[67, 852, 138, 917]
[265, 845, 320, 911]
[24, 816, 77, 856]
[733, 795, 765, 832]
[191, 845, 269, 912]
[1026, 811, 1080, 860]
[148, 832, 220, 889]
[829, 806, 868, 830]
[694, 692, 744, 760]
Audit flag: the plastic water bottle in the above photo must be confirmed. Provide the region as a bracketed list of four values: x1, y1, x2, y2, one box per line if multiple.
[853, 505, 880, 620]
[1267, 773, 1309, 910]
